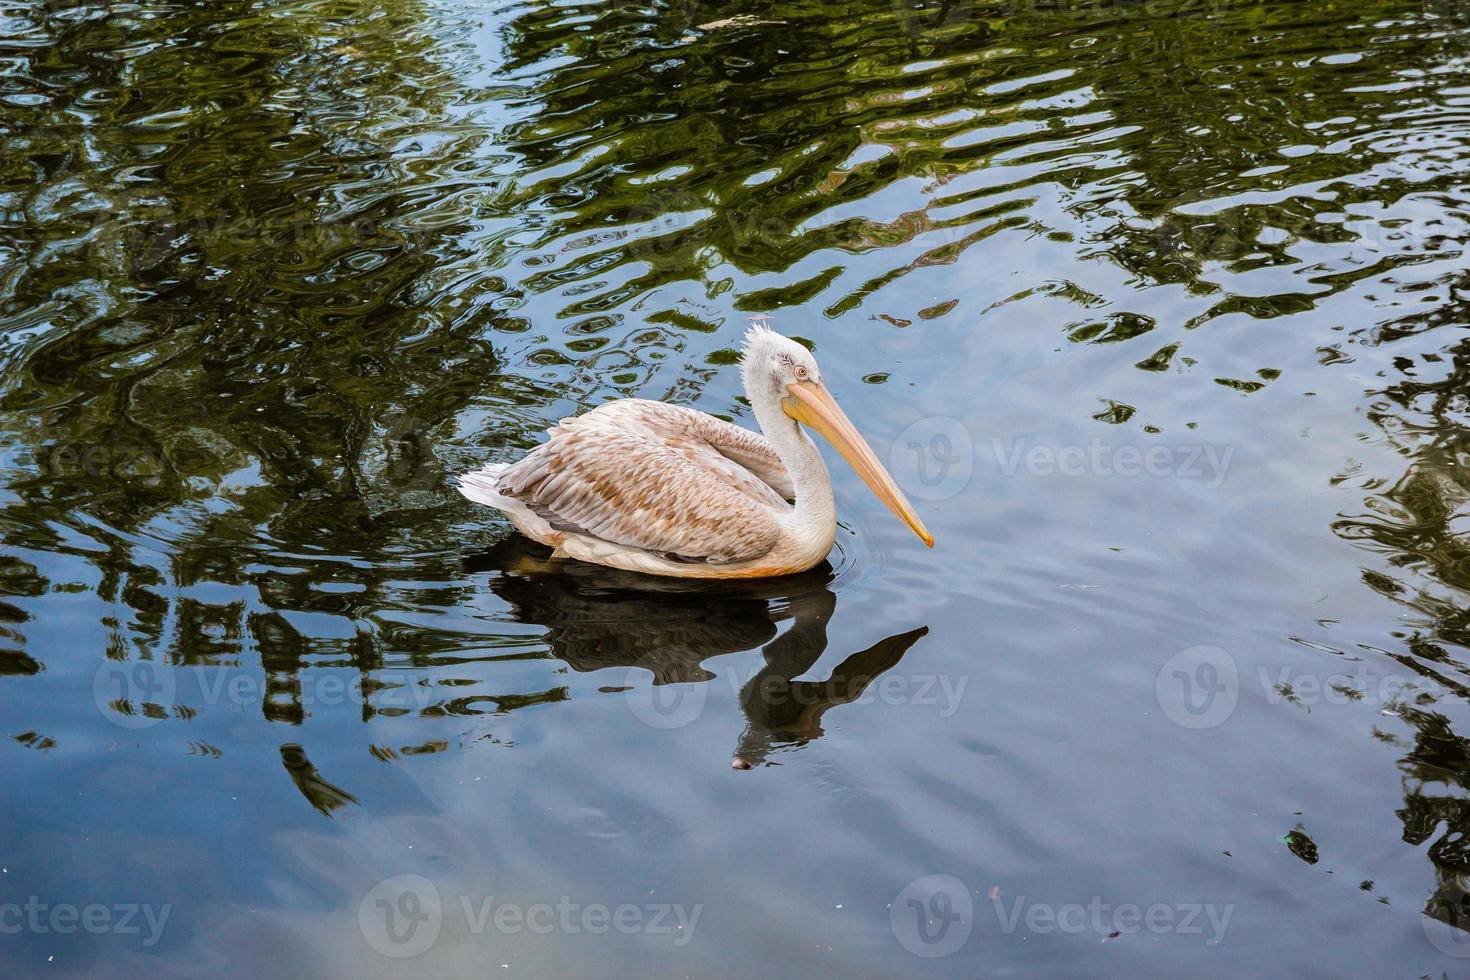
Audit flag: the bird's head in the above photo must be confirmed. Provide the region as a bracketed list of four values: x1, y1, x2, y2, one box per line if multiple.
[741, 322, 933, 549]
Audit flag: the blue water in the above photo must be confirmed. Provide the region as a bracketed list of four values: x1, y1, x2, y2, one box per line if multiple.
[4, 0, 1470, 974]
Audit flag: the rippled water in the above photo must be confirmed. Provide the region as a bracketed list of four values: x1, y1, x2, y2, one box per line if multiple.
[3, 0, 1470, 974]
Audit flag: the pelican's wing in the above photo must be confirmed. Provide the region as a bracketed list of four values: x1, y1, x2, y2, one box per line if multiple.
[574, 399, 794, 500]
[496, 403, 787, 564]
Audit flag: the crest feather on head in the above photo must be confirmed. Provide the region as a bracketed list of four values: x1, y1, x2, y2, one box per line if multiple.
[741, 320, 785, 387]
[742, 320, 780, 356]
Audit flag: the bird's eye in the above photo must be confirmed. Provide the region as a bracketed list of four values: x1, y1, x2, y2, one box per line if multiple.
[794, 365, 809, 380]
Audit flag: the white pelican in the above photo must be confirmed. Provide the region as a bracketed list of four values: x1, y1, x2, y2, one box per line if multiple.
[457, 325, 933, 578]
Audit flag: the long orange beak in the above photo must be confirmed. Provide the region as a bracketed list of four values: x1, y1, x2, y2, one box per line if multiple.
[782, 380, 934, 548]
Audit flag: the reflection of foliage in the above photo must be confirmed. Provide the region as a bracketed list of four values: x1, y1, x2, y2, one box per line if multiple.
[481, 0, 1470, 350]
[1335, 334, 1470, 919]
[1397, 705, 1470, 928]
[0, 0, 542, 785]
[280, 742, 359, 817]
[1335, 336, 1470, 649]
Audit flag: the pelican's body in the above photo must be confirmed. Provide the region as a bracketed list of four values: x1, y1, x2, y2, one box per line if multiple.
[458, 326, 932, 578]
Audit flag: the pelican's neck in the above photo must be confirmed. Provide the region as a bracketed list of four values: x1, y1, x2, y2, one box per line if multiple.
[749, 382, 835, 538]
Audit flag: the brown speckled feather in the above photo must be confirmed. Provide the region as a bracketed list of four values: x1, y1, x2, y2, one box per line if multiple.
[495, 399, 792, 563]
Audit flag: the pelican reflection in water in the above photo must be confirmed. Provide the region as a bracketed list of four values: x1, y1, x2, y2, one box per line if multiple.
[458, 325, 933, 578]
[468, 539, 928, 768]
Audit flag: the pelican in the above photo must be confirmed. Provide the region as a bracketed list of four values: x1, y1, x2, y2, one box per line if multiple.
[457, 325, 933, 578]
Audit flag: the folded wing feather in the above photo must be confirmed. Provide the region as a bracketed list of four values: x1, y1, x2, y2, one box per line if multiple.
[495, 401, 788, 564]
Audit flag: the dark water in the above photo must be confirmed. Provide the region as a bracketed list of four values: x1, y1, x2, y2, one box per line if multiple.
[3, 0, 1470, 974]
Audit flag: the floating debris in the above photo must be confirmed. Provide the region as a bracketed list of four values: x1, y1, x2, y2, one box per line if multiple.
[1283, 826, 1319, 864]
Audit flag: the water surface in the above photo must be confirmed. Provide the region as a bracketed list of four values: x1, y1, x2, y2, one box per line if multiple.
[3, 0, 1470, 974]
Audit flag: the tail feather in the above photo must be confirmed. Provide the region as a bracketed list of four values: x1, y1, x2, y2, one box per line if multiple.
[458, 462, 561, 547]
[457, 463, 511, 507]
